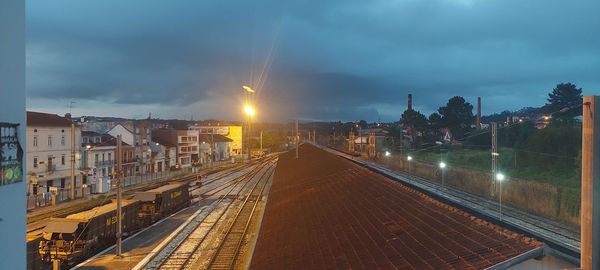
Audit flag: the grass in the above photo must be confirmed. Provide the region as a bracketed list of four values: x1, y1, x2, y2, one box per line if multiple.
[410, 146, 580, 193]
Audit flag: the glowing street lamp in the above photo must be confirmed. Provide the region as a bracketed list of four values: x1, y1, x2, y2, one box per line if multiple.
[496, 172, 507, 220]
[407, 155, 413, 174]
[385, 151, 391, 157]
[242, 85, 255, 93]
[244, 105, 256, 117]
[439, 162, 447, 187]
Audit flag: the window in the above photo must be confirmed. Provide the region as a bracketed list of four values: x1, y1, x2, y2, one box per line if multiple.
[102, 153, 105, 162]
[95, 154, 99, 164]
[61, 155, 65, 165]
[108, 153, 112, 161]
[61, 136, 65, 146]
[33, 136, 38, 147]
[47, 136, 53, 147]
[33, 157, 38, 168]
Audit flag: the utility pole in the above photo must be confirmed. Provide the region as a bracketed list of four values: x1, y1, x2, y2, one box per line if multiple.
[491, 122, 498, 197]
[295, 120, 299, 159]
[581, 96, 600, 270]
[313, 130, 316, 144]
[70, 123, 76, 200]
[259, 130, 263, 157]
[116, 135, 123, 257]
[247, 116, 252, 161]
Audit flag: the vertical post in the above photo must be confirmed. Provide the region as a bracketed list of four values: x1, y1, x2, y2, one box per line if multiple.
[116, 135, 123, 257]
[581, 96, 600, 270]
[499, 180, 503, 221]
[491, 122, 498, 197]
[260, 130, 263, 157]
[70, 123, 76, 200]
[247, 116, 252, 161]
[477, 97, 482, 129]
[295, 120, 299, 159]
[52, 259, 60, 270]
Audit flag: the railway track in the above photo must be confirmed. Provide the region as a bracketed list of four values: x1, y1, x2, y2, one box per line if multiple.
[26, 161, 264, 270]
[143, 156, 277, 270]
[204, 161, 272, 270]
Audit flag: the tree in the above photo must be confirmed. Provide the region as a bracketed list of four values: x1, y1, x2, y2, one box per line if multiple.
[545, 82, 582, 118]
[400, 109, 428, 131]
[438, 96, 475, 139]
[428, 113, 443, 130]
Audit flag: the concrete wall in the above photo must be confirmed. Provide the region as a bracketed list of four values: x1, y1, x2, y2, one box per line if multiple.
[379, 154, 580, 226]
[0, 0, 25, 268]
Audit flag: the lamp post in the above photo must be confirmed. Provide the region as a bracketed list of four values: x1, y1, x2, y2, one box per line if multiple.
[439, 161, 447, 187]
[407, 155, 413, 174]
[244, 104, 255, 161]
[496, 172, 506, 220]
[242, 85, 256, 161]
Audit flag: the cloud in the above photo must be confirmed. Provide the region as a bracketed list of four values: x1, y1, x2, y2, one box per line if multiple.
[26, 0, 600, 121]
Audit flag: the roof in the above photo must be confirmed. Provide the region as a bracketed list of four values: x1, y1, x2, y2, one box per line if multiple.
[152, 129, 178, 147]
[27, 111, 73, 127]
[66, 199, 138, 221]
[251, 144, 542, 270]
[81, 133, 132, 148]
[199, 134, 233, 143]
[144, 182, 186, 194]
[153, 135, 177, 147]
[42, 219, 80, 234]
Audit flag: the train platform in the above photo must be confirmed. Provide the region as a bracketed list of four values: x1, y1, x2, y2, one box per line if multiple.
[250, 144, 545, 270]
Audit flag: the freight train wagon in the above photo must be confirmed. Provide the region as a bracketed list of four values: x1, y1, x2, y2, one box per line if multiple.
[38, 199, 140, 262]
[134, 182, 191, 225]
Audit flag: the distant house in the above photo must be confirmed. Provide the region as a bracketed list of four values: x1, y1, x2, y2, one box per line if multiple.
[190, 125, 243, 156]
[26, 111, 81, 194]
[81, 131, 134, 192]
[199, 134, 234, 162]
[152, 129, 200, 168]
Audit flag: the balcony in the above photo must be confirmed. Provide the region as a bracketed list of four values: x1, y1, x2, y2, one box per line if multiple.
[46, 164, 56, 174]
[94, 160, 114, 167]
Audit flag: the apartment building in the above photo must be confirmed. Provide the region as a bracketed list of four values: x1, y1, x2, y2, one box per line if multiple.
[26, 111, 81, 194]
[152, 129, 200, 168]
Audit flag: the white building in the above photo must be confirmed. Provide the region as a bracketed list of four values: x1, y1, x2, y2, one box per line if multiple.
[26, 111, 82, 194]
[152, 129, 200, 168]
[107, 122, 152, 176]
[81, 131, 117, 193]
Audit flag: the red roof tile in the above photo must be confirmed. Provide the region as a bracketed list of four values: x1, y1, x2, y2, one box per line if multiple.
[250, 145, 541, 270]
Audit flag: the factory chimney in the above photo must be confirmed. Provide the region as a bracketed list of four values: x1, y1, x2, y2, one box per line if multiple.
[408, 94, 413, 111]
[477, 97, 481, 129]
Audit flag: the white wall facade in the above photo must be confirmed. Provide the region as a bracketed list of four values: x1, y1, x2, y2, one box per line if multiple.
[26, 125, 82, 193]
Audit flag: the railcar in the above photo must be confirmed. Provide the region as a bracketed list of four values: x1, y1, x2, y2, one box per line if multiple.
[133, 182, 191, 226]
[38, 199, 140, 262]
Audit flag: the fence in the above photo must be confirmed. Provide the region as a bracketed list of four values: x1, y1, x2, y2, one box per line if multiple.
[377, 152, 580, 226]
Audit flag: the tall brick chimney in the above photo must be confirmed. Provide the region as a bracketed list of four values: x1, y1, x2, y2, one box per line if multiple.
[408, 94, 413, 111]
[477, 97, 481, 129]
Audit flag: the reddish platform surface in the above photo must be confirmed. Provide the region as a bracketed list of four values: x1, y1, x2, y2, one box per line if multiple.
[250, 145, 542, 270]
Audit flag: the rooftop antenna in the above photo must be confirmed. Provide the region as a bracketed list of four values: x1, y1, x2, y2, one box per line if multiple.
[69, 101, 76, 115]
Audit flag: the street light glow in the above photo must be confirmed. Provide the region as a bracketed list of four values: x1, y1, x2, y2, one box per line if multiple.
[407, 155, 413, 161]
[439, 162, 447, 169]
[496, 173, 506, 181]
[242, 85, 255, 93]
[86, 145, 91, 149]
[385, 151, 391, 157]
[244, 105, 255, 117]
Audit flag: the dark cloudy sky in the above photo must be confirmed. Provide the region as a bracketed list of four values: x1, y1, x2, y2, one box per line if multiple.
[27, 0, 600, 122]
